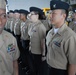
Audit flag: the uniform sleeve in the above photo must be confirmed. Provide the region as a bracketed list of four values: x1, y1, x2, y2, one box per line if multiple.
[65, 36, 76, 64]
[13, 37, 20, 61]
[38, 24, 46, 40]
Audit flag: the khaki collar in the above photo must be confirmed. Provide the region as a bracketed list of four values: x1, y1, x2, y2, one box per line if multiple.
[57, 23, 67, 35]
[51, 23, 67, 36]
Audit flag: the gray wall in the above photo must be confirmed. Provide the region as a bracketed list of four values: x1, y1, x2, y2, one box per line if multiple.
[8, 0, 50, 11]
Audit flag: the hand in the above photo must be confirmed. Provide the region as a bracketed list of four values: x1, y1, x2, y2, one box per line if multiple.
[42, 56, 46, 61]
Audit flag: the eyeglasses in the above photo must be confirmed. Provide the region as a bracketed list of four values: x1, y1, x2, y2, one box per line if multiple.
[0, 13, 7, 19]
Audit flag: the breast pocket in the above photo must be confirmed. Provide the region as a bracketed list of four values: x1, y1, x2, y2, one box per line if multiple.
[54, 41, 61, 47]
[52, 40, 62, 51]
[7, 43, 16, 59]
[32, 29, 38, 38]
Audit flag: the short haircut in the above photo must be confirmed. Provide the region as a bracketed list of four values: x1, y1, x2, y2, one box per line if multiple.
[61, 9, 68, 20]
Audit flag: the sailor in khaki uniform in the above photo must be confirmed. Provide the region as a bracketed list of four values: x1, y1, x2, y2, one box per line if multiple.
[20, 9, 29, 50]
[20, 9, 31, 70]
[5, 10, 14, 33]
[8, 10, 15, 36]
[10, 17, 16, 36]
[69, 8, 76, 33]
[46, 1, 76, 75]
[28, 7, 46, 75]
[14, 10, 22, 50]
[0, 0, 20, 75]
[14, 10, 21, 37]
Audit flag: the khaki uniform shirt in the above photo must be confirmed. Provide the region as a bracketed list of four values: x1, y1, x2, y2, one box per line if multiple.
[5, 18, 11, 30]
[46, 23, 76, 70]
[0, 30, 20, 75]
[14, 19, 21, 35]
[10, 18, 16, 32]
[28, 20, 46, 54]
[21, 20, 32, 40]
[69, 21, 76, 33]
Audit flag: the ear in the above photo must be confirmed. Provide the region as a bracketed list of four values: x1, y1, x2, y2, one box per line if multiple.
[63, 13, 66, 19]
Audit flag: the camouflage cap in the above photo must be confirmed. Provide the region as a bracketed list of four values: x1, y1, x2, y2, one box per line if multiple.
[0, 0, 6, 9]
